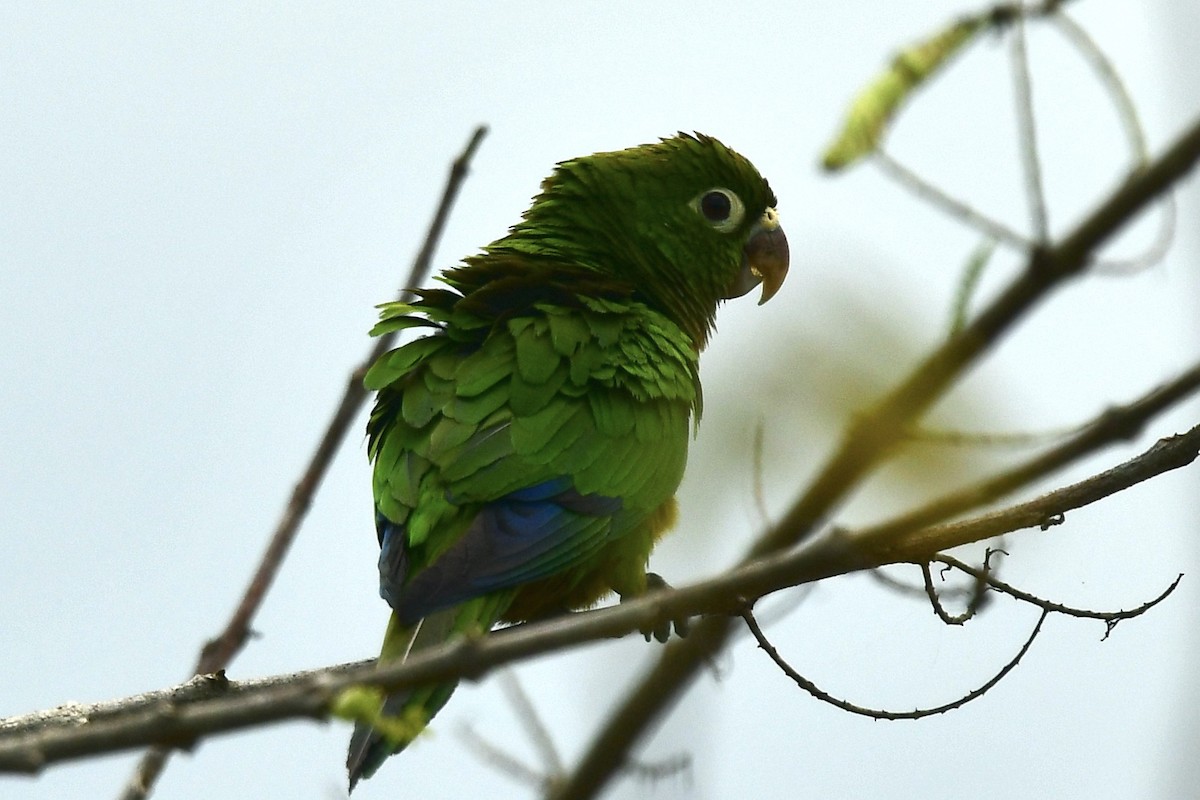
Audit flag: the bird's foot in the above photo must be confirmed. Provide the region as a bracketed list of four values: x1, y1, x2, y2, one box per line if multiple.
[621, 573, 690, 643]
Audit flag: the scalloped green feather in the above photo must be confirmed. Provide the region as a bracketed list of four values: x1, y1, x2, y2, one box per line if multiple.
[510, 398, 581, 456]
[369, 313, 442, 338]
[513, 320, 561, 385]
[546, 311, 591, 356]
[437, 422, 513, 483]
[509, 362, 569, 417]
[363, 337, 445, 391]
[450, 382, 508, 426]
[452, 335, 515, 397]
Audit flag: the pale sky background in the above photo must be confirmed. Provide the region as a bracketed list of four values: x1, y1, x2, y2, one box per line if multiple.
[3, 2, 1199, 799]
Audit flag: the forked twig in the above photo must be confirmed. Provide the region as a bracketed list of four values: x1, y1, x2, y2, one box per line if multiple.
[744, 561, 1179, 718]
[935, 555, 1183, 639]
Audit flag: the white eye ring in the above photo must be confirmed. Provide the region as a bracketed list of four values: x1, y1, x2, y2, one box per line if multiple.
[693, 188, 745, 233]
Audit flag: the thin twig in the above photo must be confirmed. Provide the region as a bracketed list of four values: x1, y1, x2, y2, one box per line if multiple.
[948, 236, 998, 334]
[752, 417, 771, 526]
[874, 148, 1031, 249]
[747, 584, 817, 629]
[906, 420, 1088, 448]
[1050, 11, 1146, 162]
[868, 566, 969, 601]
[1010, 5, 1050, 241]
[114, 125, 488, 800]
[1091, 184, 1178, 276]
[619, 753, 693, 786]
[921, 560, 988, 625]
[456, 670, 568, 790]
[741, 607, 1049, 720]
[499, 671, 563, 776]
[459, 724, 547, 789]
[936, 555, 1182, 639]
[1048, 10, 1176, 276]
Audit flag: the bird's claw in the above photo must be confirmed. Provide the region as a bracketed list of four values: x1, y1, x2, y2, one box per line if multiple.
[621, 573, 690, 643]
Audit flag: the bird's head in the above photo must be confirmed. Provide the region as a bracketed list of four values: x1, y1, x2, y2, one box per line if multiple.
[491, 133, 789, 348]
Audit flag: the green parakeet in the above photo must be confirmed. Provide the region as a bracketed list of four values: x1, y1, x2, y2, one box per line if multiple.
[347, 132, 788, 787]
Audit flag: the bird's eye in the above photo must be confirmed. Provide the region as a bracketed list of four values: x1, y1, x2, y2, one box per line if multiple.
[701, 191, 731, 221]
[693, 188, 745, 233]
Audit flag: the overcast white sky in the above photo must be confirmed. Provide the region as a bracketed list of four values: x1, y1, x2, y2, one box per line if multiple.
[3, 3, 1198, 799]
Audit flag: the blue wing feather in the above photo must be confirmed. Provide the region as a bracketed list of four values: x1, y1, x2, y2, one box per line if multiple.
[378, 478, 623, 625]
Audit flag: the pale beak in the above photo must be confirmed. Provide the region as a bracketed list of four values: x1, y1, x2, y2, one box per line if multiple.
[726, 207, 789, 304]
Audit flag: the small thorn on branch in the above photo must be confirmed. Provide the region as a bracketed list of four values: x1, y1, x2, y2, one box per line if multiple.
[1039, 512, 1065, 530]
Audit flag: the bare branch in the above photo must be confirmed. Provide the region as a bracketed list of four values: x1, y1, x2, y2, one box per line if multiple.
[867, 360, 1200, 542]
[1, 421, 1195, 774]
[499, 671, 563, 777]
[874, 149, 1031, 249]
[460, 724, 547, 790]
[935, 555, 1183, 639]
[115, 125, 488, 800]
[741, 607, 1049, 720]
[1009, 7, 1050, 241]
[877, 424, 1200, 559]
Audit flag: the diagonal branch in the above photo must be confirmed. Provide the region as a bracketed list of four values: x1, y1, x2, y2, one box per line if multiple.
[877, 424, 1200, 559]
[865, 360, 1200, 542]
[3, 420, 1196, 775]
[115, 125, 488, 800]
[549, 112, 1200, 800]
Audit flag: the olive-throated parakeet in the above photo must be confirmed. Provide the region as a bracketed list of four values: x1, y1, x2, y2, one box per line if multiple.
[347, 133, 788, 787]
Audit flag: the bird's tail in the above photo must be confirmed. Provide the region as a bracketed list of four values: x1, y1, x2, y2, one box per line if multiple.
[346, 608, 459, 790]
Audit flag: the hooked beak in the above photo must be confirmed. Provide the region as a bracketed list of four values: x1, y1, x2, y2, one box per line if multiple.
[726, 207, 789, 305]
